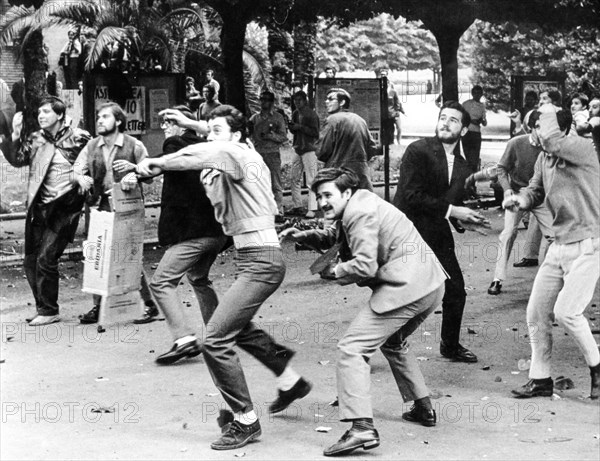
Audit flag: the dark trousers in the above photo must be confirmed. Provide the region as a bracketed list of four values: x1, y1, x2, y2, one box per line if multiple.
[24, 192, 83, 316]
[425, 233, 466, 347]
[202, 246, 294, 413]
[461, 131, 482, 173]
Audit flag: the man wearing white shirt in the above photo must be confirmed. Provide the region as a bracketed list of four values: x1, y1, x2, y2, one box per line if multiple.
[393, 101, 490, 363]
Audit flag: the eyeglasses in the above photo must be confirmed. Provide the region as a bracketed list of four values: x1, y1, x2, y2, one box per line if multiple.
[326, 96, 338, 101]
[160, 119, 176, 127]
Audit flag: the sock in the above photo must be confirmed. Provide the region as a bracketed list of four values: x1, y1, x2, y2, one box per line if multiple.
[175, 335, 196, 347]
[234, 410, 258, 425]
[532, 377, 552, 383]
[145, 300, 156, 308]
[351, 418, 374, 431]
[276, 366, 301, 391]
[414, 396, 432, 410]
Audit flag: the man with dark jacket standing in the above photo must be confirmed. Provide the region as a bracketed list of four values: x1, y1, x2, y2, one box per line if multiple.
[148, 106, 228, 364]
[315, 88, 377, 191]
[394, 101, 489, 363]
[4, 97, 90, 326]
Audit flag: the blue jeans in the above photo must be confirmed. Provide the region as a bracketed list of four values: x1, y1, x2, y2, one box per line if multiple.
[202, 246, 294, 413]
[149, 236, 228, 340]
[527, 238, 600, 378]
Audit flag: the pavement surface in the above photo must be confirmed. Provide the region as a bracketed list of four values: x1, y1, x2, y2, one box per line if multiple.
[1, 106, 599, 460]
[2, 187, 600, 460]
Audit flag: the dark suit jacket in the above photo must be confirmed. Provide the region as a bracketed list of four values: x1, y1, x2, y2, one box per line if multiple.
[393, 137, 471, 253]
[158, 130, 224, 246]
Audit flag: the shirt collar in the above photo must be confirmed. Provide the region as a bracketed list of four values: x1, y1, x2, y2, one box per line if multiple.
[98, 132, 124, 147]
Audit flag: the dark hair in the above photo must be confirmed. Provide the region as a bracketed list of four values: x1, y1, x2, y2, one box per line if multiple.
[327, 88, 351, 109]
[292, 90, 307, 102]
[439, 100, 471, 128]
[527, 110, 540, 130]
[555, 109, 573, 134]
[39, 96, 66, 119]
[471, 85, 483, 94]
[310, 167, 359, 194]
[548, 90, 562, 106]
[260, 90, 275, 102]
[325, 66, 336, 74]
[97, 101, 127, 132]
[569, 92, 589, 109]
[525, 90, 538, 101]
[526, 109, 571, 134]
[208, 105, 247, 141]
[202, 85, 216, 97]
[170, 104, 197, 121]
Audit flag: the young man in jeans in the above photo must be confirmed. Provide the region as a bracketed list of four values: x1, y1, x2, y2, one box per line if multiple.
[136, 105, 311, 450]
[504, 104, 600, 400]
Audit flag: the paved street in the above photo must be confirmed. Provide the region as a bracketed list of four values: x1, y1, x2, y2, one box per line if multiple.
[1, 200, 599, 460]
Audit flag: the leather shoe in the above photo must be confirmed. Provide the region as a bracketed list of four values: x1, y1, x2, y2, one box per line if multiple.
[79, 305, 99, 324]
[323, 427, 380, 456]
[513, 258, 538, 268]
[269, 377, 312, 413]
[133, 305, 159, 324]
[211, 420, 261, 450]
[440, 342, 478, 363]
[402, 404, 437, 427]
[155, 340, 202, 365]
[488, 280, 502, 295]
[512, 378, 553, 398]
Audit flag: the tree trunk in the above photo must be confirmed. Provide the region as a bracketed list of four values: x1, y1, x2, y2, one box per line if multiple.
[220, 16, 248, 112]
[22, 29, 48, 137]
[292, 20, 316, 87]
[421, 11, 474, 103]
[432, 28, 462, 102]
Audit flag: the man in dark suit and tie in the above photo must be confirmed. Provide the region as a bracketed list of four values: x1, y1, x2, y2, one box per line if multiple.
[394, 100, 490, 363]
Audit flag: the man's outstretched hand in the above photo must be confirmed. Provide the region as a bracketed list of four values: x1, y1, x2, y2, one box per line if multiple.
[136, 158, 163, 177]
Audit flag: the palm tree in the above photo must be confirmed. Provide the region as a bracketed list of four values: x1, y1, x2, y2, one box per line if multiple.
[0, 3, 50, 137]
[1, 0, 272, 118]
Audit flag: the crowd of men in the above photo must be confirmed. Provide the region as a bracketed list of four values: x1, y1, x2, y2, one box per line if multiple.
[2, 81, 598, 456]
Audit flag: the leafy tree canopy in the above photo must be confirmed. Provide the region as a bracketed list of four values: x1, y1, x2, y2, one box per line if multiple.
[471, 20, 600, 110]
[315, 14, 440, 73]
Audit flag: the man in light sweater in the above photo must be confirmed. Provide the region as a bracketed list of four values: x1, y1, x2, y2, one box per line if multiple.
[136, 105, 311, 450]
[485, 111, 554, 296]
[503, 104, 600, 400]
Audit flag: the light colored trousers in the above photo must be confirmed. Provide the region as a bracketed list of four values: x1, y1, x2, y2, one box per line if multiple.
[149, 236, 228, 340]
[290, 150, 318, 211]
[337, 285, 444, 421]
[494, 204, 554, 281]
[527, 237, 600, 379]
[522, 213, 546, 260]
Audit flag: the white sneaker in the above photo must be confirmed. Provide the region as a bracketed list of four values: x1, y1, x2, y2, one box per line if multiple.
[29, 315, 60, 326]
